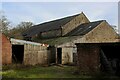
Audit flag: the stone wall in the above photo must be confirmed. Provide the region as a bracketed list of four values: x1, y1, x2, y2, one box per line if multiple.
[62, 13, 90, 36]
[84, 21, 119, 42]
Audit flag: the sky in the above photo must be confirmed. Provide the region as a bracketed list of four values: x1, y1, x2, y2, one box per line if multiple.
[118, 1, 120, 34]
[1, 2, 119, 32]
[1, 0, 120, 2]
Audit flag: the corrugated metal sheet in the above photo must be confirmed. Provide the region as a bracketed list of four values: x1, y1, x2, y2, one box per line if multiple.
[65, 20, 103, 36]
[11, 38, 49, 47]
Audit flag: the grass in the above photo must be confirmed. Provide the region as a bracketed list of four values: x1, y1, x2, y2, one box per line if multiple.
[1, 64, 120, 79]
[1, 64, 88, 78]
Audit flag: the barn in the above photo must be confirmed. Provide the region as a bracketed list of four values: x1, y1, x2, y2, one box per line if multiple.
[35, 20, 118, 65]
[71, 20, 120, 74]
[22, 12, 120, 74]
[1, 33, 51, 65]
[10, 38, 50, 65]
[1, 33, 12, 64]
[23, 12, 89, 40]
[38, 20, 120, 74]
[23, 12, 90, 64]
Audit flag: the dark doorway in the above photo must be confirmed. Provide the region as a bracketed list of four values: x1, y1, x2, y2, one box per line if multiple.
[73, 47, 77, 65]
[57, 48, 62, 64]
[101, 45, 120, 59]
[12, 45, 24, 63]
[47, 46, 56, 64]
[73, 53, 77, 65]
[100, 43, 120, 75]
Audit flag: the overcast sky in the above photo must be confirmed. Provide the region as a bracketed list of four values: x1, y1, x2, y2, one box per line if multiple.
[2, 2, 118, 31]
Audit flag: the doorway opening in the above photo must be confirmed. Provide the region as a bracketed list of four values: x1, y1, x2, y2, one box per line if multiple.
[12, 45, 24, 64]
[57, 48, 62, 64]
[100, 43, 120, 75]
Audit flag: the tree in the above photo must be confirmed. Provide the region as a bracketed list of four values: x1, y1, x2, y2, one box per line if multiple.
[9, 22, 33, 39]
[17, 22, 33, 30]
[0, 15, 10, 35]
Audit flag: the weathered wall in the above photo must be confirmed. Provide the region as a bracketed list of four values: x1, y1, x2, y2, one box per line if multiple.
[84, 21, 119, 42]
[76, 44, 100, 74]
[24, 44, 50, 65]
[38, 50, 49, 65]
[62, 47, 73, 64]
[58, 21, 119, 48]
[74, 21, 119, 43]
[40, 29, 61, 39]
[2, 34, 12, 64]
[62, 12, 90, 36]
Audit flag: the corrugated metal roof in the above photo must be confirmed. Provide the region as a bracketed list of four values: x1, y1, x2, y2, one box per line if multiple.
[65, 20, 104, 36]
[10, 38, 49, 46]
[23, 13, 80, 37]
[31, 20, 104, 46]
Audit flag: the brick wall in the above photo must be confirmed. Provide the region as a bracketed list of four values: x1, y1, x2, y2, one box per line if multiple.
[2, 34, 12, 64]
[76, 44, 100, 74]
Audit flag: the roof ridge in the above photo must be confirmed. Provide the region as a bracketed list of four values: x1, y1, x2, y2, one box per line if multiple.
[34, 13, 81, 26]
[23, 12, 83, 36]
[90, 20, 105, 23]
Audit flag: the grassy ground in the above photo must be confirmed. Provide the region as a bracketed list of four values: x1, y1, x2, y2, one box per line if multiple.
[1, 64, 119, 79]
[1, 64, 88, 78]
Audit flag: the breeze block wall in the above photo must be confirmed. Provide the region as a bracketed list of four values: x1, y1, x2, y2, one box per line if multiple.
[62, 47, 73, 64]
[24, 44, 50, 65]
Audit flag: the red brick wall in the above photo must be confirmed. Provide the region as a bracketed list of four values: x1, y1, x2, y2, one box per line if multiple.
[2, 34, 12, 64]
[76, 44, 100, 74]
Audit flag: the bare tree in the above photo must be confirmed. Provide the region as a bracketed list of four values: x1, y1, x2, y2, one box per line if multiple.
[0, 15, 10, 35]
[9, 22, 33, 39]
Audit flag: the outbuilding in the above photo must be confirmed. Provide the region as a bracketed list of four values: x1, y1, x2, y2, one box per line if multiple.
[10, 38, 50, 65]
[21, 12, 120, 74]
[23, 12, 90, 64]
[1, 33, 52, 65]
[41, 20, 120, 74]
